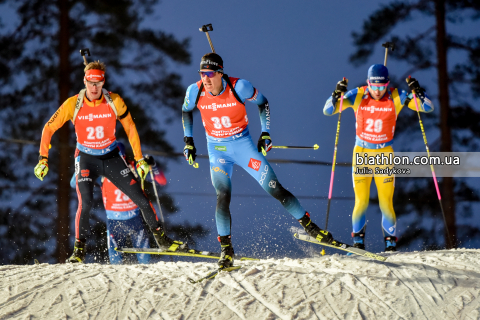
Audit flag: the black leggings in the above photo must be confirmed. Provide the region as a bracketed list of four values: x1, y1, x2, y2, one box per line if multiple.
[74, 148, 159, 240]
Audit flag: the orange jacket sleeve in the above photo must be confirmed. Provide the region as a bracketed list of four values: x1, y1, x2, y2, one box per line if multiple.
[111, 93, 144, 161]
[39, 96, 76, 157]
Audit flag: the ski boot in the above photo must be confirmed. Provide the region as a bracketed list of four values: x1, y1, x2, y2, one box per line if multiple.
[347, 231, 365, 256]
[66, 239, 86, 263]
[298, 212, 333, 244]
[385, 236, 397, 252]
[152, 227, 188, 252]
[218, 235, 234, 269]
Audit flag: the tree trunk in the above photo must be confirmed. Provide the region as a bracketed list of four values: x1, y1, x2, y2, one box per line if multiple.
[435, 0, 456, 248]
[56, 0, 72, 263]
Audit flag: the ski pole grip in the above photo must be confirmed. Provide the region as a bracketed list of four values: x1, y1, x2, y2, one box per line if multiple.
[80, 48, 90, 66]
[199, 24, 213, 32]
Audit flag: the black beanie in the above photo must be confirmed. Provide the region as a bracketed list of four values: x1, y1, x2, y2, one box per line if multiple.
[200, 53, 223, 72]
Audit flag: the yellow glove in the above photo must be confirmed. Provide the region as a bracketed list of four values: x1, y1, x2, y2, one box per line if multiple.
[136, 158, 149, 180]
[34, 159, 49, 181]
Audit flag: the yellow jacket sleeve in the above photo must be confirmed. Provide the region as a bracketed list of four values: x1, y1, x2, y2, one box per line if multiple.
[111, 93, 144, 161]
[39, 96, 76, 157]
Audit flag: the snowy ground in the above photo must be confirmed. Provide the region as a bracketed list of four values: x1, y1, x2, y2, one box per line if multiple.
[1, 250, 480, 320]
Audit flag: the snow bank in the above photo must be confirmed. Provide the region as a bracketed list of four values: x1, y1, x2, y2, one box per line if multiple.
[1, 249, 480, 319]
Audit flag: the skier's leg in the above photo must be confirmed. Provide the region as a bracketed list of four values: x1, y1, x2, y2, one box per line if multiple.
[104, 155, 159, 229]
[129, 215, 151, 264]
[234, 136, 332, 243]
[68, 153, 101, 263]
[209, 154, 234, 236]
[234, 137, 305, 219]
[208, 142, 235, 268]
[351, 146, 373, 249]
[107, 219, 124, 265]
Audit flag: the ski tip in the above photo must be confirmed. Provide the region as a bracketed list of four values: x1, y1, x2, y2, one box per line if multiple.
[34, 259, 40, 265]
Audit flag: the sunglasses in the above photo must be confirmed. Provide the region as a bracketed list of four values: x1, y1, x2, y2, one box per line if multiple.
[367, 80, 389, 91]
[86, 80, 105, 87]
[198, 71, 218, 78]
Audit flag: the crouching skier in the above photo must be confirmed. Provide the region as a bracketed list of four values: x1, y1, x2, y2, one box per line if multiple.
[35, 60, 185, 263]
[181, 53, 334, 268]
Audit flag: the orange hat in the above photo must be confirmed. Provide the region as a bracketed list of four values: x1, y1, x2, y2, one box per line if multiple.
[85, 69, 105, 81]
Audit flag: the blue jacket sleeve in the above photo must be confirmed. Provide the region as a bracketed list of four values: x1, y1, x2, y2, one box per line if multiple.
[182, 83, 198, 137]
[234, 79, 270, 133]
[70, 173, 76, 189]
[398, 89, 434, 113]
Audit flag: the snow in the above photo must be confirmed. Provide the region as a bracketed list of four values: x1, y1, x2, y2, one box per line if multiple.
[2, 250, 480, 319]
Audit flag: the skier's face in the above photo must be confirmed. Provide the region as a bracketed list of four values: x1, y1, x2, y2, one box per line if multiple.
[367, 81, 388, 100]
[84, 79, 104, 100]
[200, 69, 223, 95]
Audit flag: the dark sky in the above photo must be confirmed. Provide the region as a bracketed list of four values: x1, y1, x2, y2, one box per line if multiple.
[142, 0, 449, 257]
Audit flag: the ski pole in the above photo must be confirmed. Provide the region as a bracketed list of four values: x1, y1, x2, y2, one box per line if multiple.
[321, 78, 347, 255]
[325, 78, 348, 232]
[149, 170, 165, 229]
[406, 76, 452, 246]
[272, 144, 319, 150]
[199, 24, 215, 53]
[382, 42, 395, 66]
[80, 48, 90, 66]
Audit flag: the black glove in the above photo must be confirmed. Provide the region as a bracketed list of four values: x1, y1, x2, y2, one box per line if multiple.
[332, 79, 348, 100]
[406, 77, 425, 100]
[183, 136, 197, 164]
[257, 132, 273, 154]
[144, 154, 156, 166]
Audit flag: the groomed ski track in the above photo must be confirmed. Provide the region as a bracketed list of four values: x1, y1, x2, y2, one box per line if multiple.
[1, 250, 480, 319]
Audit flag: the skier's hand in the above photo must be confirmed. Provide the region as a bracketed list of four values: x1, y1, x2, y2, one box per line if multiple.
[406, 77, 422, 93]
[145, 154, 156, 166]
[332, 79, 348, 100]
[34, 159, 49, 181]
[406, 76, 425, 101]
[183, 137, 197, 166]
[136, 158, 150, 180]
[257, 132, 273, 156]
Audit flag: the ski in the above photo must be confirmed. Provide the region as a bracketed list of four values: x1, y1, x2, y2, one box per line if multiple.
[115, 247, 258, 261]
[188, 266, 242, 284]
[293, 233, 388, 262]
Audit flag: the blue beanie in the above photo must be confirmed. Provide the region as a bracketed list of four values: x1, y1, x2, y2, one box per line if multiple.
[368, 64, 389, 84]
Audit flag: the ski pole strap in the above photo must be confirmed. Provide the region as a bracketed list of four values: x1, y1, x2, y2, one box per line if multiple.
[222, 74, 243, 104]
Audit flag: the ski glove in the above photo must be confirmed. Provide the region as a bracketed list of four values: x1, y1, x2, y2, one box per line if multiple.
[136, 158, 150, 181]
[145, 154, 156, 166]
[34, 159, 49, 181]
[257, 132, 273, 156]
[406, 77, 426, 101]
[183, 137, 197, 165]
[332, 79, 348, 100]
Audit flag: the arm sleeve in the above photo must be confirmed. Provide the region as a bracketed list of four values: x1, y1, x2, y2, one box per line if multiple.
[234, 79, 270, 133]
[39, 97, 76, 157]
[113, 94, 143, 161]
[405, 90, 434, 113]
[182, 84, 198, 137]
[323, 88, 362, 116]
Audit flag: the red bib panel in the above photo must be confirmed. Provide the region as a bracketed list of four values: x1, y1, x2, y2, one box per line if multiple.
[74, 97, 117, 150]
[101, 178, 138, 212]
[196, 78, 248, 138]
[355, 87, 396, 144]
